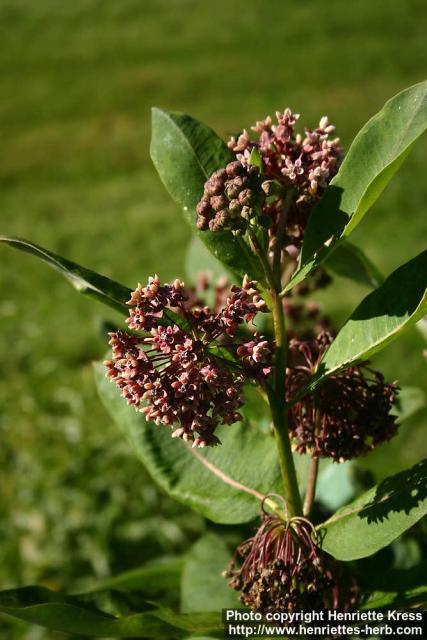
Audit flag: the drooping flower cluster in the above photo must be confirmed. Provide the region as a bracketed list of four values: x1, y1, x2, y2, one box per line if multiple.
[196, 160, 267, 233]
[105, 275, 273, 447]
[228, 109, 342, 202]
[287, 332, 399, 461]
[226, 511, 359, 612]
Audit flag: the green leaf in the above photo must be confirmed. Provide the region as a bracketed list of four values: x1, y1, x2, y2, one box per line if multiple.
[362, 586, 427, 610]
[319, 459, 427, 560]
[0, 235, 131, 314]
[304, 251, 427, 392]
[94, 363, 281, 524]
[181, 533, 239, 613]
[324, 240, 383, 288]
[287, 80, 427, 291]
[416, 316, 427, 341]
[90, 557, 183, 594]
[0, 586, 222, 638]
[248, 146, 263, 171]
[150, 108, 263, 282]
[392, 386, 426, 424]
[357, 540, 427, 609]
[315, 462, 361, 512]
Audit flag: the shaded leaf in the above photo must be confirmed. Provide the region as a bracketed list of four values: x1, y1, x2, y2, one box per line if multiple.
[0, 586, 222, 638]
[287, 81, 427, 291]
[362, 586, 427, 610]
[324, 240, 383, 288]
[315, 462, 361, 512]
[319, 460, 427, 560]
[0, 235, 131, 314]
[90, 557, 183, 594]
[181, 534, 239, 613]
[358, 559, 427, 595]
[150, 108, 263, 282]
[304, 251, 427, 393]
[392, 386, 426, 424]
[94, 363, 281, 524]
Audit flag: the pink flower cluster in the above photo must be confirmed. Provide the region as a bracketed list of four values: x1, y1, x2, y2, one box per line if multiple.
[228, 109, 343, 201]
[105, 276, 273, 448]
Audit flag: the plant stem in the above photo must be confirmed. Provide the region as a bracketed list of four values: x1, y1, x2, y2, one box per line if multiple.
[273, 188, 296, 276]
[303, 456, 319, 517]
[268, 290, 303, 518]
[248, 204, 303, 519]
[248, 230, 275, 289]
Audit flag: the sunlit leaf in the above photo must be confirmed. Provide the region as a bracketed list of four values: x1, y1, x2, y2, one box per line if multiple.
[303, 251, 427, 393]
[150, 109, 263, 282]
[287, 81, 427, 291]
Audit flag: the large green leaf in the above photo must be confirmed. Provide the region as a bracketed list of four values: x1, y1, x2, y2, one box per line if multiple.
[324, 240, 383, 288]
[303, 251, 427, 393]
[150, 108, 263, 282]
[95, 363, 281, 524]
[319, 459, 427, 560]
[286, 80, 427, 291]
[0, 235, 131, 313]
[0, 587, 222, 638]
[181, 534, 239, 613]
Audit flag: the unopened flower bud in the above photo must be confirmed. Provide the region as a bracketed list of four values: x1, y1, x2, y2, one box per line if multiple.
[226, 160, 245, 177]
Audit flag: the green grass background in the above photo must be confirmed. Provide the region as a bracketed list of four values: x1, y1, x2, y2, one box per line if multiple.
[0, 0, 426, 636]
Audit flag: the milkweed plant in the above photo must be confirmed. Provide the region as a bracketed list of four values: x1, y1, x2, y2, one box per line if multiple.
[1, 81, 426, 637]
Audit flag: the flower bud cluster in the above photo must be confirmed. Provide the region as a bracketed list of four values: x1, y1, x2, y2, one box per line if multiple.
[226, 513, 359, 612]
[105, 276, 273, 448]
[196, 161, 266, 233]
[287, 332, 399, 461]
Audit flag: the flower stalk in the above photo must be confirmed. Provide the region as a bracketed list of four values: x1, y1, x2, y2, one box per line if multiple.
[248, 186, 303, 518]
[303, 456, 319, 517]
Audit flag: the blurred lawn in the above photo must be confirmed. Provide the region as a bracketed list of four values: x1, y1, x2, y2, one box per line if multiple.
[0, 0, 426, 635]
